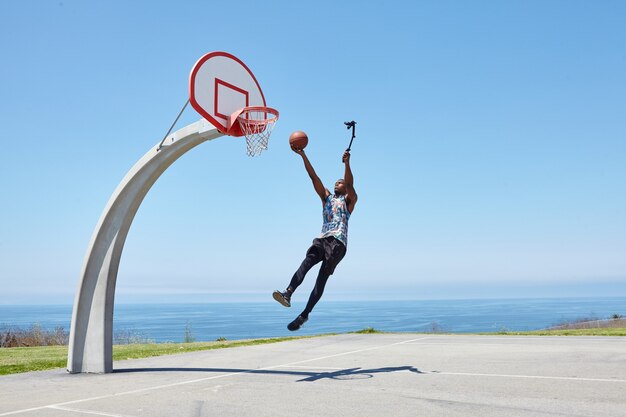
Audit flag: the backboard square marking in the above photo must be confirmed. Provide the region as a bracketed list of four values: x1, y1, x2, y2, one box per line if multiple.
[214, 78, 249, 120]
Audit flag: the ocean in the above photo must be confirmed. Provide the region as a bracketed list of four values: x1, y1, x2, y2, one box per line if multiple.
[1, 297, 624, 343]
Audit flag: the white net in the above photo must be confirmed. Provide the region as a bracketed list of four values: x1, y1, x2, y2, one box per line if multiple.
[237, 107, 279, 157]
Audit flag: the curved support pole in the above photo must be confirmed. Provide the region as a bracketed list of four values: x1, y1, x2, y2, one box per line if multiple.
[67, 119, 223, 373]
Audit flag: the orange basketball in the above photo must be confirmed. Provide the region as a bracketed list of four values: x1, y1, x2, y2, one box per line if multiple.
[289, 130, 308, 150]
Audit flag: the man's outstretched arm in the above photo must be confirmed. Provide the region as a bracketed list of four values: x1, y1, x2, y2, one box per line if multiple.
[293, 145, 329, 203]
[342, 150, 358, 213]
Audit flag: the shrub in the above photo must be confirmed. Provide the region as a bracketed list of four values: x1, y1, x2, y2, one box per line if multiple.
[0, 324, 68, 347]
[429, 322, 445, 333]
[183, 321, 196, 343]
[113, 329, 154, 345]
[354, 327, 379, 334]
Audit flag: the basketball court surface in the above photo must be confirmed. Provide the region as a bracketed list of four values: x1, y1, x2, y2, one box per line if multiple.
[2, 334, 625, 417]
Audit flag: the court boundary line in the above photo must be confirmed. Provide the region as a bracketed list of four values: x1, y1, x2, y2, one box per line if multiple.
[402, 336, 626, 343]
[4, 335, 625, 416]
[281, 365, 345, 370]
[0, 336, 429, 416]
[47, 405, 137, 417]
[428, 371, 626, 383]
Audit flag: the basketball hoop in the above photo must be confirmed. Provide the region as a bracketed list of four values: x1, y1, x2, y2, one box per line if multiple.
[234, 106, 279, 157]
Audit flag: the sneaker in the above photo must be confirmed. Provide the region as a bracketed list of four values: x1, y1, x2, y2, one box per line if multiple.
[272, 290, 291, 307]
[287, 315, 308, 331]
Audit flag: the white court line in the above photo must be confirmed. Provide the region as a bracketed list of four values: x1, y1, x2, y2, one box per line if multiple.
[47, 405, 137, 417]
[0, 336, 429, 416]
[274, 336, 431, 367]
[402, 336, 626, 343]
[428, 371, 626, 384]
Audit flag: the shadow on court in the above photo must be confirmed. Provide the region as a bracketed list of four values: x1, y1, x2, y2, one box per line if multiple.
[3, 335, 626, 417]
[114, 365, 424, 382]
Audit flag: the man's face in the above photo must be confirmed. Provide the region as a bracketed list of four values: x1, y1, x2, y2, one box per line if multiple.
[334, 179, 346, 195]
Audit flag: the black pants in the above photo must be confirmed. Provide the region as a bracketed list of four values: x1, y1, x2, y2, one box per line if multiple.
[288, 237, 346, 318]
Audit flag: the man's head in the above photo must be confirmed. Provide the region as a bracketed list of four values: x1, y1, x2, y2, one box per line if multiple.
[334, 179, 346, 195]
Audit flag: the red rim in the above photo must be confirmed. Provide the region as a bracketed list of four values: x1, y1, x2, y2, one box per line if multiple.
[238, 106, 280, 122]
[226, 106, 279, 137]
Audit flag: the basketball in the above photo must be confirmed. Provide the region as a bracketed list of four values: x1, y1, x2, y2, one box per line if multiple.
[289, 130, 308, 150]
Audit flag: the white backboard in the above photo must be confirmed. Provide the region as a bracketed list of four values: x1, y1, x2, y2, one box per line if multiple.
[189, 52, 266, 136]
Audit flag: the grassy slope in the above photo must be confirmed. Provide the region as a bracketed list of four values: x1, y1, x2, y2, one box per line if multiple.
[2, 328, 625, 376]
[0, 336, 316, 376]
[488, 328, 626, 336]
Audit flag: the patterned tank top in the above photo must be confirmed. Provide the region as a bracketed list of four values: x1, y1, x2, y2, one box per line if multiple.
[320, 194, 350, 246]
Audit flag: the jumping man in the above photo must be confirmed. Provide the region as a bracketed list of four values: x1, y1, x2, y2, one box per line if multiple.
[273, 144, 357, 331]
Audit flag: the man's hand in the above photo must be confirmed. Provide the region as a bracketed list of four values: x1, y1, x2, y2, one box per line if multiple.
[342, 150, 351, 164]
[291, 144, 305, 155]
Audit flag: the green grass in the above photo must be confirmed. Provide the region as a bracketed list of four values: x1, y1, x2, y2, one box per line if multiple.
[352, 327, 383, 334]
[0, 345, 68, 375]
[353, 327, 626, 336]
[487, 328, 626, 336]
[2, 327, 625, 376]
[0, 335, 322, 376]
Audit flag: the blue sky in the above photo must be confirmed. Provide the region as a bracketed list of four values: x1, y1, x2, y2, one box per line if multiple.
[1, 0, 625, 304]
